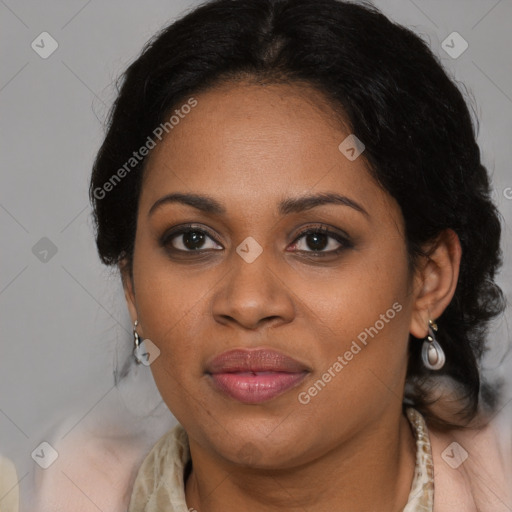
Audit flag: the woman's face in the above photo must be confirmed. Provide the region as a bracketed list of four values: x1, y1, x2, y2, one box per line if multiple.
[123, 81, 421, 468]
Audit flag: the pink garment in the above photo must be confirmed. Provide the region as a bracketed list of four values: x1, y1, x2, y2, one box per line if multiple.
[429, 417, 512, 511]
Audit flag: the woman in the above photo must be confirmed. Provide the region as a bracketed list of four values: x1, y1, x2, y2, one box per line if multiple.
[88, 0, 511, 510]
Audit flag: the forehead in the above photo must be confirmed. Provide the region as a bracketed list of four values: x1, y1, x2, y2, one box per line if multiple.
[139, 81, 390, 217]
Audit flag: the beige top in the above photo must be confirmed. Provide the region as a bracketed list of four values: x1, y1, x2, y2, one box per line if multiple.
[128, 407, 434, 511]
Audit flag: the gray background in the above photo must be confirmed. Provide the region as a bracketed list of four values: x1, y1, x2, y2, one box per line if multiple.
[1, 0, 511, 506]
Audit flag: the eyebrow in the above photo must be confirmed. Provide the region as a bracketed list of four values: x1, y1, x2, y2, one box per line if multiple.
[148, 192, 369, 218]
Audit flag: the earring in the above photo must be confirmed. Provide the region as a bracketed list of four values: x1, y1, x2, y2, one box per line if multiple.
[421, 319, 445, 370]
[133, 320, 143, 364]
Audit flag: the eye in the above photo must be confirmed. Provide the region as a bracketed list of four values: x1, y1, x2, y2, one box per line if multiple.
[289, 225, 351, 255]
[159, 223, 352, 257]
[160, 224, 223, 252]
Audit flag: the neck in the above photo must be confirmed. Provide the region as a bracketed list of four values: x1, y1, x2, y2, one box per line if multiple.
[185, 408, 417, 512]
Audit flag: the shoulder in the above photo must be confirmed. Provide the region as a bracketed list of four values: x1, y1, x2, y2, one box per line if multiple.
[27, 372, 177, 511]
[31, 430, 150, 512]
[428, 415, 512, 512]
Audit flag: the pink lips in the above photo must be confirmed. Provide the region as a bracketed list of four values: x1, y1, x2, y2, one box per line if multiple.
[206, 349, 309, 404]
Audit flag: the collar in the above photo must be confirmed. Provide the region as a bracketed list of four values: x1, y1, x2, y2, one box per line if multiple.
[128, 407, 434, 512]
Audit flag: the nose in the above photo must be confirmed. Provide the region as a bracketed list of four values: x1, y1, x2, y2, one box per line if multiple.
[211, 248, 295, 331]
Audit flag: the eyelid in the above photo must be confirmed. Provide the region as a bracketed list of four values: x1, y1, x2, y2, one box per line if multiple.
[292, 224, 351, 243]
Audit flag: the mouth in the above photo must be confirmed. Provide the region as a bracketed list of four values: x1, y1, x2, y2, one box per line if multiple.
[205, 348, 310, 404]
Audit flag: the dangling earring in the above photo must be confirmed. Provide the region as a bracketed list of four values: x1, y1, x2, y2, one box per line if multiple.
[133, 320, 143, 364]
[421, 319, 445, 370]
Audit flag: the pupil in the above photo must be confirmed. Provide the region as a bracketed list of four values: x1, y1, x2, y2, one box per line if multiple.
[183, 231, 205, 250]
[307, 233, 327, 251]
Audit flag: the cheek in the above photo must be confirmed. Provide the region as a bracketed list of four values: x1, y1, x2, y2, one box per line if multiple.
[131, 228, 203, 333]
[297, 239, 411, 339]
[129, 241, 212, 404]
[296, 239, 412, 399]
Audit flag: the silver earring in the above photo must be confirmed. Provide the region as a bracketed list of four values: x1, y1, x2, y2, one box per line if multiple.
[421, 319, 445, 370]
[133, 320, 143, 364]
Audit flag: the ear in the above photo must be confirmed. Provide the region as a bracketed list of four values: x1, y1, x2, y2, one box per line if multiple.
[119, 258, 139, 330]
[410, 228, 462, 338]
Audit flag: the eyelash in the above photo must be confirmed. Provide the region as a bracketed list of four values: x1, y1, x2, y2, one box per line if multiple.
[159, 223, 352, 257]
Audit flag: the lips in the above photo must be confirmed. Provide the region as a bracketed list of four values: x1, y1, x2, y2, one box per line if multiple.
[206, 348, 309, 374]
[206, 349, 309, 404]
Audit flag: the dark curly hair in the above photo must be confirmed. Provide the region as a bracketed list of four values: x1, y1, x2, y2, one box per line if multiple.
[89, 0, 506, 430]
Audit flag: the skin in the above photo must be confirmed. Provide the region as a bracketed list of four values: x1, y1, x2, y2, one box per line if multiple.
[121, 81, 461, 511]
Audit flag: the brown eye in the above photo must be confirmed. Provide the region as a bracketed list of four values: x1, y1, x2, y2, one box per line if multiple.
[177, 230, 207, 250]
[161, 225, 223, 252]
[290, 226, 352, 254]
